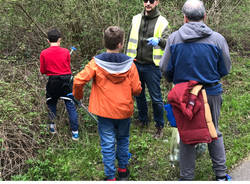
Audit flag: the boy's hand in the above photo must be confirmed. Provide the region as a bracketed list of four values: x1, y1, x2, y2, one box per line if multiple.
[72, 84, 83, 101]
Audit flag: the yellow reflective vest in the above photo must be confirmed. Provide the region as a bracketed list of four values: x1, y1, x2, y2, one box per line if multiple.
[127, 14, 169, 66]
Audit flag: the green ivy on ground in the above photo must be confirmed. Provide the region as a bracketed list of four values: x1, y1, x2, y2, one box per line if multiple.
[10, 56, 250, 181]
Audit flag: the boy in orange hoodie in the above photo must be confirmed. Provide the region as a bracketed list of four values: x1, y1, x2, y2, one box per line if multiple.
[73, 26, 142, 181]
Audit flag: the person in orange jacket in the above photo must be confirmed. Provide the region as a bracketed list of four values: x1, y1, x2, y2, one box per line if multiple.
[73, 26, 142, 181]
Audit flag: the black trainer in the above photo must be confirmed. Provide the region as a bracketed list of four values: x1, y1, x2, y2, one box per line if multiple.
[153, 127, 163, 139]
[118, 168, 130, 181]
[134, 120, 148, 128]
[216, 174, 232, 181]
[104, 177, 116, 181]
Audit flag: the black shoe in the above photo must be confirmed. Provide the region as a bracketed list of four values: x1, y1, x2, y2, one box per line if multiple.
[216, 174, 232, 181]
[118, 168, 130, 181]
[134, 120, 148, 128]
[104, 177, 116, 181]
[141, 122, 149, 128]
[153, 127, 163, 139]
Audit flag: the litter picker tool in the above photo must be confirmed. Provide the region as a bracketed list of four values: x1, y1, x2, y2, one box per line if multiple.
[70, 46, 77, 55]
[69, 47, 98, 123]
[78, 101, 98, 123]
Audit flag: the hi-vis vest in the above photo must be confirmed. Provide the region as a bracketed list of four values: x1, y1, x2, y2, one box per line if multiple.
[126, 14, 169, 66]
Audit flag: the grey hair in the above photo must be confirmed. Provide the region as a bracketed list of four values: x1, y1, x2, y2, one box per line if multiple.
[182, 0, 206, 21]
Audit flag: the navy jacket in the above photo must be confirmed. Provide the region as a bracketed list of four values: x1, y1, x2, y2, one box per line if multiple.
[160, 22, 231, 95]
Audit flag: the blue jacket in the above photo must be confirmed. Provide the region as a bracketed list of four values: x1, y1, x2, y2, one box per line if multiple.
[160, 22, 231, 95]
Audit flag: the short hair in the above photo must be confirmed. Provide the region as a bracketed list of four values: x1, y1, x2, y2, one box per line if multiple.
[182, 0, 206, 21]
[47, 29, 61, 42]
[103, 26, 124, 50]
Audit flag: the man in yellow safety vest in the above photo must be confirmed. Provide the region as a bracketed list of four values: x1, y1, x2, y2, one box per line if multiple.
[126, 0, 170, 139]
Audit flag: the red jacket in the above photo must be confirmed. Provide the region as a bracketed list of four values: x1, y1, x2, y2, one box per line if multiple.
[168, 81, 212, 145]
[40, 46, 71, 76]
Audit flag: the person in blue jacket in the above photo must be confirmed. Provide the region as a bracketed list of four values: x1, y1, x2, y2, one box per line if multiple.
[160, 0, 231, 181]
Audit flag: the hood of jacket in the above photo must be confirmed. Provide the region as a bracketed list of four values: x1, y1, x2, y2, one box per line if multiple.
[94, 52, 133, 84]
[178, 22, 213, 42]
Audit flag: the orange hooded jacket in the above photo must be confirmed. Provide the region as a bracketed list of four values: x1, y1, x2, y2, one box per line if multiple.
[73, 53, 142, 119]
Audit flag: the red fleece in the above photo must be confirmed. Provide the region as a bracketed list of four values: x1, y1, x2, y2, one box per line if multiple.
[40, 46, 72, 76]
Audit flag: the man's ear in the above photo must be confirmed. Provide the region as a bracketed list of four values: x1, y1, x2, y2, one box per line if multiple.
[203, 13, 207, 23]
[184, 15, 189, 23]
[155, 0, 159, 6]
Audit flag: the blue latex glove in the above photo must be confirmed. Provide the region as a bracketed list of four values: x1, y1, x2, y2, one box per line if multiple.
[147, 37, 159, 47]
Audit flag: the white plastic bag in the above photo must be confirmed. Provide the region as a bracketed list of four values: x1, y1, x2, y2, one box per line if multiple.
[169, 128, 207, 167]
[195, 143, 207, 158]
[169, 128, 180, 167]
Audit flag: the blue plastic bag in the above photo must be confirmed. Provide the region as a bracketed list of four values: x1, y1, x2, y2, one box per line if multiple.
[164, 104, 177, 127]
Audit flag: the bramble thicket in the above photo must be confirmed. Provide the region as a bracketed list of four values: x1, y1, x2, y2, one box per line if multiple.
[0, 0, 249, 181]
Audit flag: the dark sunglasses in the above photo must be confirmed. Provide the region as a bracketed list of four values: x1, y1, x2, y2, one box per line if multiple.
[144, 0, 155, 4]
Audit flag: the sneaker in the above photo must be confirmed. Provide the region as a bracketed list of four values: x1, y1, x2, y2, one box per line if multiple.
[118, 168, 130, 181]
[49, 123, 56, 134]
[216, 174, 232, 181]
[179, 178, 193, 181]
[72, 131, 79, 141]
[104, 177, 116, 181]
[153, 127, 163, 139]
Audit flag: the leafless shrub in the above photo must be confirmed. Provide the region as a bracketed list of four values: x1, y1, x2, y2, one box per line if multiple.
[0, 61, 48, 180]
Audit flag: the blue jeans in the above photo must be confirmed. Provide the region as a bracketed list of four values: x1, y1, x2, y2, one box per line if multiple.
[98, 116, 130, 179]
[47, 95, 79, 131]
[135, 62, 164, 128]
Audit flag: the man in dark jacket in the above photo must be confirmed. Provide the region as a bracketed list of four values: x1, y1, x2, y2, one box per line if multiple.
[160, 0, 231, 181]
[126, 0, 170, 138]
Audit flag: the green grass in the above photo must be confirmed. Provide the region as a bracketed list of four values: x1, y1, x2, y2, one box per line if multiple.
[220, 56, 250, 167]
[8, 55, 250, 181]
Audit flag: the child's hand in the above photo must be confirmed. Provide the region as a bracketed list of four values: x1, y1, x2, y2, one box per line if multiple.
[72, 85, 83, 101]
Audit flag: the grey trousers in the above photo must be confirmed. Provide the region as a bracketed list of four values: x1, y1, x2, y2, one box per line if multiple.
[179, 95, 227, 180]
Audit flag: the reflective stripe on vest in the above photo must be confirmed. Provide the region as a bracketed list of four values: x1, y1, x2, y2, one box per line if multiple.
[126, 14, 142, 58]
[126, 14, 169, 66]
[153, 16, 169, 66]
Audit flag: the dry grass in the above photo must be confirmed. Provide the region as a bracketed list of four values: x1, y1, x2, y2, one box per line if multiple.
[0, 60, 47, 180]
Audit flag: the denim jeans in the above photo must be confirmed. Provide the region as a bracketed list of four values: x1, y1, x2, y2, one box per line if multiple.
[98, 116, 130, 179]
[134, 62, 164, 128]
[47, 95, 79, 131]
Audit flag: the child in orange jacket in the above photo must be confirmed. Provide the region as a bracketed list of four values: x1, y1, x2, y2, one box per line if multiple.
[73, 26, 142, 181]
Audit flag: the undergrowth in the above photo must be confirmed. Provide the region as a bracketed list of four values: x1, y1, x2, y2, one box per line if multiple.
[5, 55, 249, 181]
[0, 0, 249, 181]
